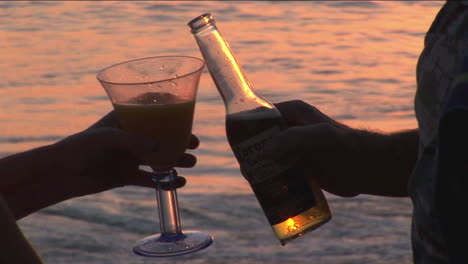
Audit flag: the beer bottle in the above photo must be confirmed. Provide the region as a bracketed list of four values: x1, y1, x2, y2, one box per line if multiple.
[188, 13, 332, 245]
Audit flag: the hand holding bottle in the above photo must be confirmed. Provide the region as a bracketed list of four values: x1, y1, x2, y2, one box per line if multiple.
[265, 100, 415, 198]
[264, 100, 362, 197]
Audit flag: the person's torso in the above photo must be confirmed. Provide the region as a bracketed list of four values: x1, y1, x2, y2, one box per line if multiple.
[411, 2, 468, 263]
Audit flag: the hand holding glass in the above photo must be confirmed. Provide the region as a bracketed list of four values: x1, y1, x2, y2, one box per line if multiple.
[97, 56, 212, 257]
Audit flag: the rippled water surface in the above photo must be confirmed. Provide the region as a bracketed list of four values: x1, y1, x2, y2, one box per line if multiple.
[1, 1, 444, 263]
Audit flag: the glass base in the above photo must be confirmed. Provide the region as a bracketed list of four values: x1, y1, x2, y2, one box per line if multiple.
[133, 231, 213, 257]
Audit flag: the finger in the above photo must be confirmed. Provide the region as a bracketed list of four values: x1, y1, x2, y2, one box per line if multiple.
[274, 100, 312, 126]
[175, 154, 197, 168]
[275, 100, 330, 126]
[188, 134, 200, 149]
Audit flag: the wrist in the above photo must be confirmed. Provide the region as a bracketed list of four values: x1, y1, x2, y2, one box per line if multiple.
[351, 128, 418, 197]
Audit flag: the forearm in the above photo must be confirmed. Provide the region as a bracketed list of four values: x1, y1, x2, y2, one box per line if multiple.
[356, 128, 418, 197]
[0, 145, 54, 194]
[0, 144, 69, 219]
[3, 179, 74, 220]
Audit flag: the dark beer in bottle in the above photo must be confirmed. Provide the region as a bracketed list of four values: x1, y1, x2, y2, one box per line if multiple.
[188, 13, 331, 245]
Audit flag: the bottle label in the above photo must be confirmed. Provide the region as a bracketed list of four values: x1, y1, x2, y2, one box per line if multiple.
[231, 126, 285, 184]
[230, 126, 317, 225]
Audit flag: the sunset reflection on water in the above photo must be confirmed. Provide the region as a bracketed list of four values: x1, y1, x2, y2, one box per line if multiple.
[1, 2, 448, 264]
[1, 2, 443, 153]
[0, 1, 444, 193]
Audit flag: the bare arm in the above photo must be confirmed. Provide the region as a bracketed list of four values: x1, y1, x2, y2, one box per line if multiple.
[265, 100, 418, 197]
[349, 128, 418, 197]
[0, 112, 197, 220]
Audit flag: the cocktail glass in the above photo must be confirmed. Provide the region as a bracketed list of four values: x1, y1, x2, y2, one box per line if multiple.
[97, 56, 213, 257]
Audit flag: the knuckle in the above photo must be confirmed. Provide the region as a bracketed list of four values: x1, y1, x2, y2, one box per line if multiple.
[292, 100, 309, 109]
[293, 99, 307, 106]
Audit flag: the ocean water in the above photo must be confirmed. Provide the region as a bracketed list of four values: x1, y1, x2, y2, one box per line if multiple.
[0, 1, 444, 263]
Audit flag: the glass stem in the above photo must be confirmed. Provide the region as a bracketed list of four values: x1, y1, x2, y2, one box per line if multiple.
[153, 169, 182, 239]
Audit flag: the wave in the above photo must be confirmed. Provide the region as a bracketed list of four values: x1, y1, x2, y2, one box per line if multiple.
[0, 135, 64, 144]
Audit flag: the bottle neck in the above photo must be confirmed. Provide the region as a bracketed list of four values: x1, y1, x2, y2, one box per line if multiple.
[190, 18, 274, 114]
